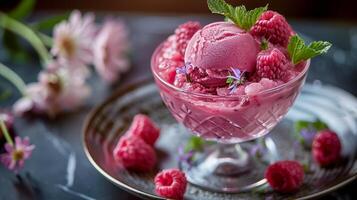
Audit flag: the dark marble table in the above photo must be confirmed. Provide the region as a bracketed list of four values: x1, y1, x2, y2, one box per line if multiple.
[0, 14, 356, 200]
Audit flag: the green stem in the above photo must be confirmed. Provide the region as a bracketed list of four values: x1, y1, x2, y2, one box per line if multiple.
[0, 12, 51, 64]
[0, 119, 14, 146]
[36, 31, 53, 47]
[0, 62, 27, 96]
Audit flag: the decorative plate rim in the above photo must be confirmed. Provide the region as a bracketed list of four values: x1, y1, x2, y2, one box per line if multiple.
[82, 79, 357, 200]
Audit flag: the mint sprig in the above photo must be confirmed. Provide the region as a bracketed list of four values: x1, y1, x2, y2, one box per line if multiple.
[294, 119, 329, 147]
[288, 35, 332, 64]
[294, 119, 329, 134]
[184, 136, 205, 152]
[260, 38, 269, 50]
[208, 0, 268, 31]
[226, 72, 234, 85]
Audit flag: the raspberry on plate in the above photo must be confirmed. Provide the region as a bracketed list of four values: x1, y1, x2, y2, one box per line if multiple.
[256, 48, 290, 80]
[113, 136, 157, 172]
[265, 160, 304, 193]
[126, 114, 160, 146]
[154, 169, 187, 200]
[251, 11, 294, 47]
[312, 130, 341, 167]
[174, 21, 201, 56]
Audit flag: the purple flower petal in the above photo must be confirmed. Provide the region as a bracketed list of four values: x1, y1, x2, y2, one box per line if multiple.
[178, 146, 184, 154]
[228, 84, 237, 94]
[227, 68, 246, 94]
[176, 66, 186, 74]
[300, 128, 317, 145]
[17, 160, 25, 169]
[0, 136, 35, 172]
[4, 143, 13, 152]
[22, 137, 30, 146]
[176, 63, 193, 75]
[250, 145, 260, 156]
[8, 160, 16, 170]
[15, 137, 22, 147]
[230, 67, 241, 78]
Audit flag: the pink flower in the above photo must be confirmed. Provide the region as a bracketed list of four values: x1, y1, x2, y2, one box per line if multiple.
[0, 136, 35, 172]
[49, 67, 91, 112]
[93, 19, 130, 83]
[13, 62, 90, 117]
[51, 10, 96, 68]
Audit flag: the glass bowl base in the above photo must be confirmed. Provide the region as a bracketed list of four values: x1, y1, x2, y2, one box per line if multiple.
[179, 142, 269, 193]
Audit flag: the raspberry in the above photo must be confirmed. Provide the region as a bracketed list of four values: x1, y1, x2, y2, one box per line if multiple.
[162, 36, 185, 62]
[312, 130, 341, 167]
[251, 11, 293, 47]
[265, 160, 304, 193]
[256, 48, 290, 80]
[158, 65, 177, 84]
[113, 136, 156, 172]
[174, 21, 201, 56]
[248, 72, 262, 82]
[154, 169, 187, 199]
[157, 43, 183, 84]
[126, 114, 160, 146]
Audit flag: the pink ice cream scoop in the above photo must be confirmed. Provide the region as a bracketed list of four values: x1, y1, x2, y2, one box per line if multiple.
[184, 21, 259, 72]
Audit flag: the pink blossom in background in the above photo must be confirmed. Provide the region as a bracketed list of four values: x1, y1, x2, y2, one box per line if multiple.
[51, 10, 96, 68]
[13, 82, 51, 116]
[93, 19, 130, 83]
[13, 62, 90, 117]
[51, 67, 91, 113]
[0, 137, 35, 172]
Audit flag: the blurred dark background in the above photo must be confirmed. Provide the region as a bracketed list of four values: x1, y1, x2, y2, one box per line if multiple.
[1, 0, 357, 23]
[0, 1, 356, 200]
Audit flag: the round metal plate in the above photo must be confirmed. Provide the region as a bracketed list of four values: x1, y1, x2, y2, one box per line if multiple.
[83, 80, 357, 200]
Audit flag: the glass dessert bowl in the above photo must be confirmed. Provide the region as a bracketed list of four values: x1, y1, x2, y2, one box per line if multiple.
[150, 0, 330, 193]
[152, 43, 310, 192]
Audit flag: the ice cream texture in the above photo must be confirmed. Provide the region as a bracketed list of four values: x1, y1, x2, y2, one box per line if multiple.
[153, 3, 330, 97]
[151, 1, 331, 142]
[184, 22, 259, 73]
[154, 18, 307, 96]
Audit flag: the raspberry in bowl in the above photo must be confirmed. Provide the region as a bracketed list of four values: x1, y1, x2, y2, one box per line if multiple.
[151, 0, 331, 193]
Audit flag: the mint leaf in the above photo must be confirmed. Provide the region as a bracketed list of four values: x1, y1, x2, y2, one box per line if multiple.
[287, 35, 305, 64]
[294, 119, 329, 133]
[226, 77, 234, 84]
[294, 120, 310, 134]
[207, 0, 267, 30]
[308, 41, 332, 54]
[240, 5, 268, 30]
[226, 72, 234, 84]
[288, 35, 332, 64]
[260, 38, 269, 50]
[184, 136, 205, 152]
[224, 16, 232, 22]
[208, 0, 233, 16]
[312, 120, 329, 131]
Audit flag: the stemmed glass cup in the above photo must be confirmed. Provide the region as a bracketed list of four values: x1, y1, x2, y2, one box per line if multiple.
[151, 43, 309, 192]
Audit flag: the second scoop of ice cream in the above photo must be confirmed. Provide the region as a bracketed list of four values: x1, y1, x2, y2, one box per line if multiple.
[184, 21, 260, 73]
